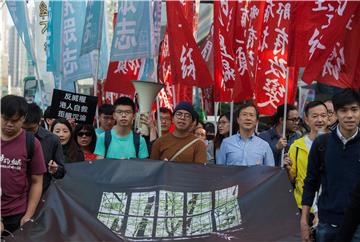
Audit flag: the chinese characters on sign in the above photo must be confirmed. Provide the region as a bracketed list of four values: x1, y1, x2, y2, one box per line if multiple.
[50, 89, 98, 124]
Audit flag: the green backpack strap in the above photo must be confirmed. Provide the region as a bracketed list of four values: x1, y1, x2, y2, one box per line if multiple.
[104, 130, 112, 158]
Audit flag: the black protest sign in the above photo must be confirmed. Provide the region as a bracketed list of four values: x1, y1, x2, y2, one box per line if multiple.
[9, 160, 299, 242]
[50, 89, 98, 124]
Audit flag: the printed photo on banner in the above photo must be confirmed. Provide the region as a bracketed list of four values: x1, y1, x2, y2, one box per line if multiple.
[49, 89, 98, 124]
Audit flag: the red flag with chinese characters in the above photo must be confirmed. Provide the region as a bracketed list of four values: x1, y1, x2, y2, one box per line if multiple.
[200, 25, 215, 115]
[317, 10, 360, 89]
[166, 1, 213, 89]
[254, 1, 296, 116]
[213, 0, 237, 102]
[233, 1, 265, 99]
[158, 32, 174, 110]
[103, 59, 141, 97]
[214, 0, 251, 102]
[302, 2, 360, 86]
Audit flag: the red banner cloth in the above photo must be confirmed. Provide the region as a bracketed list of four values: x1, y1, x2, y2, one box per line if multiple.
[254, 1, 296, 116]
[166, 1, 213, 89]
[301, 1, 359, 85]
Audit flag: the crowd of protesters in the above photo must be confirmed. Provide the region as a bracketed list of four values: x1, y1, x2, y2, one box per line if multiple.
[1, 88, 360, 241]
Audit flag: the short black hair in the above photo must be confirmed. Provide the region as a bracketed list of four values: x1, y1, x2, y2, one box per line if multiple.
[43, 106, 52, 119]
[98, 104, 114, 115]
[155, 107, 172, 120]
[273, 104, 297, 125]
[237, 102, 259, 120]
[332, 88, 360, 112]
[204, 122, 215, 134]
[113, 96, 136, 113]
[24, 103, 43, 124]
[1, 95, 28, 118]
[304, 101, 327, 117]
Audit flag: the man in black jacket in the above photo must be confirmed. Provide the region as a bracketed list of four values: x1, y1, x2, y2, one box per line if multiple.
[22, 103, 66, 192]
[301, 89, 360, 242]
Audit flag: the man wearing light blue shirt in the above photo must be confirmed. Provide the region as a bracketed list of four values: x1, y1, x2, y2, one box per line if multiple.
[217, 103, 275, 167]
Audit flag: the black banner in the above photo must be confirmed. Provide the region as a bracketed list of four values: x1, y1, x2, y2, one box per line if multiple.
[9, 160, 300, 241]
[49, 89, 98, 124]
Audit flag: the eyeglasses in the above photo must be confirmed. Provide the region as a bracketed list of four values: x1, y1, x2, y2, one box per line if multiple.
[327, 111, 334, 116]
[287, 117, 300, 123]
[77, 131, 92, 137]
[174, 111, 192, 120]
[114, 110, 133, 116]
[218, 121, 229, 126]
[160, 117, 171, 122]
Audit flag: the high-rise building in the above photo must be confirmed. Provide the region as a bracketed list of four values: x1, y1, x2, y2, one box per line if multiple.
[0, 7, 9, 94]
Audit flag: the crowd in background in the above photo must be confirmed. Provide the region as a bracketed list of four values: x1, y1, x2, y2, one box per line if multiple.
[1, 88, 360, 242]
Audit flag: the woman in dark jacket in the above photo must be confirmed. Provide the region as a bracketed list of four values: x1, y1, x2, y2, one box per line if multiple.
[51, 118, 84, 163]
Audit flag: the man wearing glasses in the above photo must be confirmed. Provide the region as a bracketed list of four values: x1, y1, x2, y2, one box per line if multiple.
[259, 104, 302, 166]
[150, 102, 207, 164]
[94, 97, 149, 159]
[324, 99, 337, 130]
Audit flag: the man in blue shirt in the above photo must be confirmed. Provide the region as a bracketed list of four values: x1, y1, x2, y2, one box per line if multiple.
[217, 103, 274, 166]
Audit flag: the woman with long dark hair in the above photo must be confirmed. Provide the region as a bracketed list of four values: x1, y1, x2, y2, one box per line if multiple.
[74, 124, 97, 161]
[207, 113, 238, 164]
[51, 118, 84, 163]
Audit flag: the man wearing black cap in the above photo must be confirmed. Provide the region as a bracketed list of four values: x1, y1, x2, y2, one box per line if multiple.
[150, 102, 207, 164]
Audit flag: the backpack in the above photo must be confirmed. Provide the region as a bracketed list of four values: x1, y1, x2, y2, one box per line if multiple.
[293, 133, 329, 183]
[104, 130, 140, 158]
[26, 131, 35, 161]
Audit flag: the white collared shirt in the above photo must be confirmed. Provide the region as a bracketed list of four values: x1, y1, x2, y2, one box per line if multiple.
[336, 125, 359, 145]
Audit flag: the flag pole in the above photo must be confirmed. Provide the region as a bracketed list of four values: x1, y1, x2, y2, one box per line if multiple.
[281, 67, 290, 167]
[156, 96, 162, 137]
[172, 84, 177, 107]
[214, 101, 219, 134]
[229, 101, 234, 136]
[94, 48, 101, 129]
[229, 88, 234, 136]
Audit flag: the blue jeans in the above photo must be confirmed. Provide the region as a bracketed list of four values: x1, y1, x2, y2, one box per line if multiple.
[316, 222, 339, 242]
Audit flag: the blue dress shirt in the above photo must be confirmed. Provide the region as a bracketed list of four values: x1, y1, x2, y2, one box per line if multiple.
[217, 133, 275, 166]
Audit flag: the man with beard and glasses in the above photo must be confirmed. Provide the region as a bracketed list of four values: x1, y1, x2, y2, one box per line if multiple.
[150, 102, 207, 164]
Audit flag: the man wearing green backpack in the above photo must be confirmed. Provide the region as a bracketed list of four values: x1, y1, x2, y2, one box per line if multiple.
[94, 97, 148, 159]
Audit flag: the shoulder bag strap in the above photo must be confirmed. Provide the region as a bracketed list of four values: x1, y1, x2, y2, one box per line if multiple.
[169, 138, 201, 161]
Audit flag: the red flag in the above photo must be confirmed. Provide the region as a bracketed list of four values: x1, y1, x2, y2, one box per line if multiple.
[166, 1, 213, 89]
[213, 0, 238, 102]
[175, 84, 193, 104]
[158, 32, 175, 110]
[103, 59, 141, 97]
[200, 25, 215, 115]
[318, 11, 360, 89]
[302, 1, 360, 85]
[233, 1, 266, 101]
[254, 1, 296, 116]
